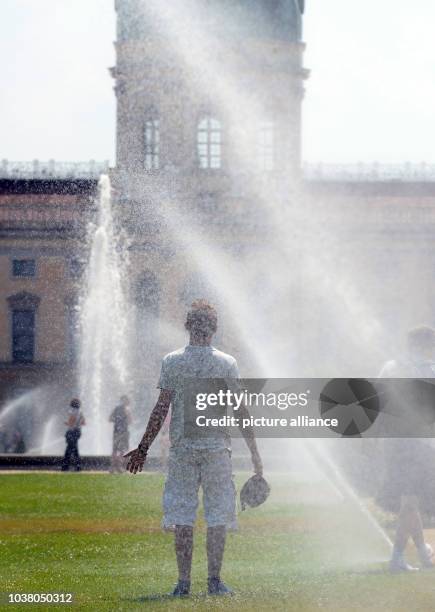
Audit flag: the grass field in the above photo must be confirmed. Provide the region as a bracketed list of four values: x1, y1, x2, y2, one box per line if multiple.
[1, 472, 435, 611]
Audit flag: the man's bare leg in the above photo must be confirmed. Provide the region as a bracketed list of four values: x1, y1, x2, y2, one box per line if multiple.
[409, 508, 425, 550]
[405, 498, 434, 567]
[207, 525, 232, 594]
[393, 507, 411, 556]
[175, 525, 194, 584]
[391, 496, 422, 571]
[207, 525, 226, 579]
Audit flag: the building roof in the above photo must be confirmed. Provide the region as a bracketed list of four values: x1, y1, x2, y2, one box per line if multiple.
[0, 160, 109, 181]
[0, 168, 101, 235]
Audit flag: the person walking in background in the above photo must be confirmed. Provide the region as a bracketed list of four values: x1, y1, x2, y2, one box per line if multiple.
[62, 398, 85, 472]
[378, 326, 435, 572]
[109, 395, 132, 473]
[10, 429, 26, 454]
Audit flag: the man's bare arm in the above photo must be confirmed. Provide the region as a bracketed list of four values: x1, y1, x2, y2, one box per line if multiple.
[137, 389, 172, 454]
[125, 389, 172, 474]
[237, 405, 263, 475]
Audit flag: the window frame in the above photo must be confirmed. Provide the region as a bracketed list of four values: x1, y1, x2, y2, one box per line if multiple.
[257, 120, 275, 172]
[7, 292, 40, 365]
[11, 309, 36, 364]
[197, 117, 222, 170]
[144, 116, 160, 171]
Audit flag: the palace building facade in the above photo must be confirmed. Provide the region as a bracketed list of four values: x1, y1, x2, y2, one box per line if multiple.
[0, 162, 107, 404]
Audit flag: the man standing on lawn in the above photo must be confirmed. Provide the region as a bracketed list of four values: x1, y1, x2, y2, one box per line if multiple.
[125, 299, 263, 597]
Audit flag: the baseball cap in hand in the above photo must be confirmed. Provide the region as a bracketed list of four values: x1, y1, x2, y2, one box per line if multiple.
[240, 475, 270, 510]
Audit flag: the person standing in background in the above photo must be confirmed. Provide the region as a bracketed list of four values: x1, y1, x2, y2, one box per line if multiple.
[62, 398, 85, 472]
[109, 395, 132, 473]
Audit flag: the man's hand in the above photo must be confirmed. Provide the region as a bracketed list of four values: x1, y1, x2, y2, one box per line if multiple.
[123, 389, 172, 474]
[251, 449, 263, 476]
[124, 448, 147, 474]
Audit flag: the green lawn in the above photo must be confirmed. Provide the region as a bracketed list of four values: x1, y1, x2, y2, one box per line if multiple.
[1, 473, 435, 611]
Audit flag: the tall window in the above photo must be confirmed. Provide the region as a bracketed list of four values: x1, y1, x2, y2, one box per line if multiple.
[144, 118, 160, 170]
[257, 121, 275, 171]
[197, 118, 222, 169]
[12, 311, 35, 363]
[8, 292, 40, 364]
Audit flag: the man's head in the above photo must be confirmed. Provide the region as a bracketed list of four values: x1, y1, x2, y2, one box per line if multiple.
[407, 326, 435, 361]
[70, 398, 81, 410]
[120, 395, 130, 406]
[185, 300, 218, 344]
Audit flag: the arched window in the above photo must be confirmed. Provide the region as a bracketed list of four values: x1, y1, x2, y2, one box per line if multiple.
[144, 117, 160, 170]
[135, 271, 160, 316]
[257, 120, 275, 171]
[7, 292, 40, 364]
[197, 118, 222, 169]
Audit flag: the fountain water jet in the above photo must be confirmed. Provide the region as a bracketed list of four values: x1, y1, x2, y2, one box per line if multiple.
[78, 175, 131, 455]
[27, 416, 64, 455]
[0, 389, 43, 425]
[39, 417, 56, 455]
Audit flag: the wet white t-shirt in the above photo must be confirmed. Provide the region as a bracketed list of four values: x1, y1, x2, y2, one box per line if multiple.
[158, 345, 240, 450]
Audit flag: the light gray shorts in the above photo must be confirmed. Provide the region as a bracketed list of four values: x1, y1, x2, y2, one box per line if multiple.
[162, 446, 236, 529]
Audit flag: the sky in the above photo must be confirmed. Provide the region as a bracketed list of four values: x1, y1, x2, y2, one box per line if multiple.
[1, 0, 435, 164]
